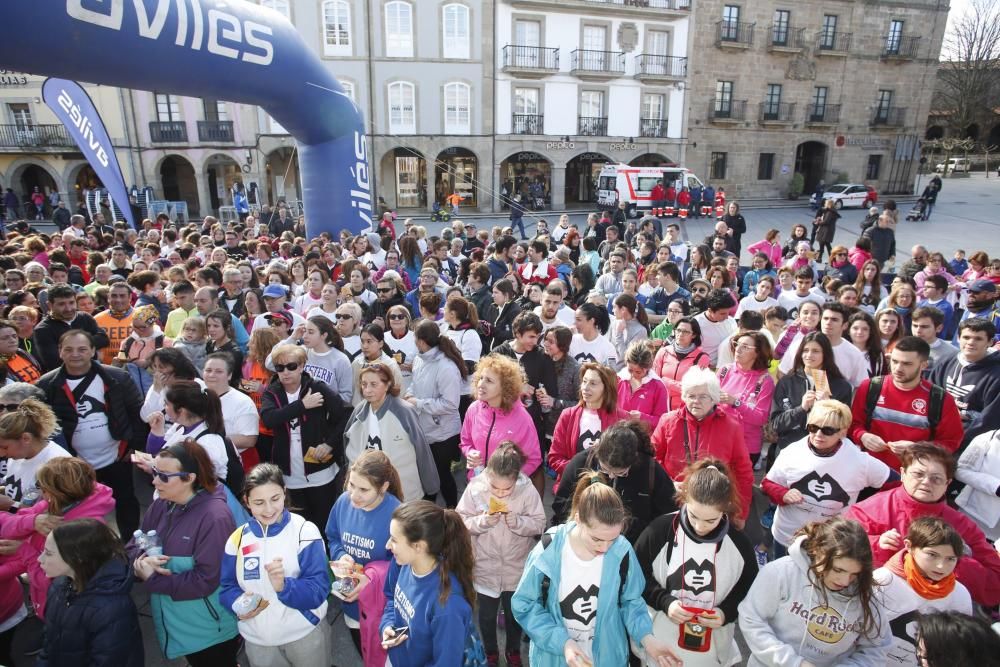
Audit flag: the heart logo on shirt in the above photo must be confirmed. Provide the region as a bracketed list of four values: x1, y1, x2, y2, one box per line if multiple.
[574, 352, 597, 363]
[666, 558, 716, 596]
[577, 430, 601, 452]
[792, 471, 850, 505]
[560, 584, 599, 625]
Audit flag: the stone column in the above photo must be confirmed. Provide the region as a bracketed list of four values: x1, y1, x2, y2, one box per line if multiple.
[551, 165, 566, 210]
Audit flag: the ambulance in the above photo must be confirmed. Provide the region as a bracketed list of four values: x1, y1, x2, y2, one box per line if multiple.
[596, 163, 705, 218]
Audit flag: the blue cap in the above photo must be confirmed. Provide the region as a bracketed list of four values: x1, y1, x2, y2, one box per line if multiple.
[968, 279, 997, 294]
[261, 284, 288, 299]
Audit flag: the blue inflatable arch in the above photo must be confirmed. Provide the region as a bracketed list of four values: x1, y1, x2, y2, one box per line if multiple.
[1, 0, 371, 238]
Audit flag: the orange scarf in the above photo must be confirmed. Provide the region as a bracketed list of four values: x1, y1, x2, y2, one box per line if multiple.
[886, 550, 957, 600]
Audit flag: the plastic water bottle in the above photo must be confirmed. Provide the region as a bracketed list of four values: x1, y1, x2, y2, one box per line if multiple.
[145, 530, 163, 557]
[132, 530, 147, 551]
[19, 488, 41, 507]
[473, 465, 485, 476]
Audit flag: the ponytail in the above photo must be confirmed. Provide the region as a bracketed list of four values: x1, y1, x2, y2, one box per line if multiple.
[486, 440, 524, 479]
[348, 450, 404, 500]
[569, 471, 627, 529]
[414, 319, 468, 379]
[392, 500, 476, 607]
[165, 380, 225, 436]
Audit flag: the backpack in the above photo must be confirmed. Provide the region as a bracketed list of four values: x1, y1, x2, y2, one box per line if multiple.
[537, 532, 629, 605]
[863, 375, 945, 438]
[196, 432, 246, 497]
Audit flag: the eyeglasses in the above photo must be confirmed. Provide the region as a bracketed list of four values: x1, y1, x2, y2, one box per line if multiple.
[274, 362, 300, 372]
[683, 393, 713, 403]
[674, 328, 694, 335]
[906, 469, 948, 486]
[335, 313, 353, 320]
[599, 463, 630, 479]
[806, 424, 840, 436]
[376, 288, 393, 294]
[388, 314, 407, 320]
[734, 343, 756, 352]
[150, 466, 188, 483]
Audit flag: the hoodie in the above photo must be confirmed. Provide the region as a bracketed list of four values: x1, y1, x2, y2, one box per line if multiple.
[737, 535, 891, 667]
[459, 399, 541, 479]
[929, 349, 1000, 445]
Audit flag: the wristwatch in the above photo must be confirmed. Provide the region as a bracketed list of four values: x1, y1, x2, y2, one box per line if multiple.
[733, 399, 742, 408]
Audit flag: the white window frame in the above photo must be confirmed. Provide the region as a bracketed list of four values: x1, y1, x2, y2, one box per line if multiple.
[444, 82, 471, 134]
[388, 81, 416, 134]
[260, 0, 290, 19]
[442, 4, 470, 59]
[338, 79, 357, 104]
[642, 93, 664, 120]
[385, 1, 414, 58]
[323, 0, 352, 56]
[514, 87, 539, 115]
[155, 94, 180, 122]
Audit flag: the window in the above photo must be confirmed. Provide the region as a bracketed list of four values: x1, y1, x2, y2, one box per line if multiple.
[721, 5, 740, 40]
[866, 155, 882, 180]
[642, 94, 664, 120]
[710, 152, 728, 180]
[757, 153, 775, 180]
[202, 100, 228, 121]
[338, 80, 356, 103]
[772, 10, 790, 46]
[763, 83, 782, 118]
[580, 90, 604, 118]
[260, 0, 289, 18]
[875, 89, 893, 122]
[7, 103, 32, 130]
[715, 81, 733, 116]
[647, 30, 670, 55]
[514, 88, 539, 115]
[820, 14, 838, 49]
[582, 25, 607, 51]
[444, 82, 471, 134]
[811, 86, 828, 120]
[323, 1, 351, 56]
[155, 94, 179, 122]
[385, 1, 413, 58]
[442, 4, 470, 59]
[388, 81, 416, 134]
[886, 20, 903, 54]
[514, 19, 540, 46]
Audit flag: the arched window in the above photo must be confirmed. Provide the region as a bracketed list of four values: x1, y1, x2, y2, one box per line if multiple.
[388, 81, 416, 134]
[442, 4, 470, 59]
[323, 1, 351, 56]
[385, 1, 414, 58]
[444, 82, 471, 134]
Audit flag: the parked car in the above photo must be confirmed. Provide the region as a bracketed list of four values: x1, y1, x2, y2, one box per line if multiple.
[813, 183, 878, 209]
[934, 157, 971, 174]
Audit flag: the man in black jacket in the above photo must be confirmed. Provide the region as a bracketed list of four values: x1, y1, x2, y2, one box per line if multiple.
[51, 201, 72, 231]
[33, 284, 110, 372]
[36, 330, 147, 539]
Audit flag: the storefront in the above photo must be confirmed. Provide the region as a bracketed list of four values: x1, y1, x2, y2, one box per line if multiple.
[435, 147, 478, 208]
[500, 151, 552, 209]
[392, 147, 427, 209]
[565, 152, 611, 204]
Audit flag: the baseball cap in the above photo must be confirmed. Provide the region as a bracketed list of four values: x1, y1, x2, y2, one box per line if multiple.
[689, 278, 711, 290]
[262, 284, 288, 299]
[968, 279, 997, 294]
[264, 311, 293, 327]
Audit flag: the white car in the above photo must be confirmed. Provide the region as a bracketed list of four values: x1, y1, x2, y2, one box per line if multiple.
[818, 183, 878, 209]
[934, 158, 971, 174]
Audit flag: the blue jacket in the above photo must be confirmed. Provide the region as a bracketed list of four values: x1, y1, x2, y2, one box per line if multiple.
[511, 522, 653, 666]
[38, 558, 144, 667]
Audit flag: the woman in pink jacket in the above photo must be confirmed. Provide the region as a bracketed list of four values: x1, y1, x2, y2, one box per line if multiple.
[1, 457, 115, 619]
[460, 354, 542, 494]
[616, 341, 668, 429]
[914, 252, 960, 299]
[653, 316, 711, 411]
[717, 331, 775, 468]
[457, 441, 546, 667]
[548, 363, 626, 486]
[746, 229, 783, 267]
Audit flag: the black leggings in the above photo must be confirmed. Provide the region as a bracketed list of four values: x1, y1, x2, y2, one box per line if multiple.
[816, 241, 832, 263]
[184, 635, 241, 667]
[288, 478, 341, 532]
[427, 435, 461, 508]
[478, 592, 521, 655]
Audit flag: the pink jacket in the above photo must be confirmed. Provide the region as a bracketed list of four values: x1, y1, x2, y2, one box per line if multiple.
[653, 344, 711, 411]
[717, 364, 775, 456]
[358, 559, 390, 667]
[849, 247, 872, 273]
[460, 400, 541, 478]
[914, 267, 957, 298]
[616, 370, 669, 428]
[456, 472, 546, 593]
[747, 239, 783, 267]
[0, 483, 115, 617]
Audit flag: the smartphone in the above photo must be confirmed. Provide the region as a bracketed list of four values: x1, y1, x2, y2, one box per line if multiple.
[389, 626, 409, 640]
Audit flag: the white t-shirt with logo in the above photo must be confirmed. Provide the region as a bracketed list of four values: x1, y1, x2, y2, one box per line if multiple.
[559, 540, 604, 660]
[66, 374, 117, 469]
[286, 389, 305, 486]
[1, 442, 71, 504]
[578, 409, 602, 453]
[569, 333, 618, 367]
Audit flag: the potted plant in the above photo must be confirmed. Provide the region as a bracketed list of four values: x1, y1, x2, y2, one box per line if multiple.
[787, 172, 805, 200]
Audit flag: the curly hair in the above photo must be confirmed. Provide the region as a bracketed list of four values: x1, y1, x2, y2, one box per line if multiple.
[471, 354, 525, 412]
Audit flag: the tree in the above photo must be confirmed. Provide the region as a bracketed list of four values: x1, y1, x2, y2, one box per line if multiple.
[936, 0, 1000, 137]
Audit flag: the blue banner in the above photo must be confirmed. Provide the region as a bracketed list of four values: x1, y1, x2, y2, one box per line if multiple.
[2, 1, 370, 238]
[42, 78, 136, 229]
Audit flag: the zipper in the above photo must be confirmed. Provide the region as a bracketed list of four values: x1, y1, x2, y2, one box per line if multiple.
[484, 410, 497, 463]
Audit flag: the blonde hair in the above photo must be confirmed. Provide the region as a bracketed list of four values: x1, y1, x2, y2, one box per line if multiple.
[181, 316, 206, 337]
[808, 399, 852, 430]
[37, 457, 97, 515]
[271, 343, 307, 365]
[0, 398, 58, 442]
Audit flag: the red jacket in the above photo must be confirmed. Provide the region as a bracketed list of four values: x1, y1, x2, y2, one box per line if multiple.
[616, 372, 668, 429]
[651, 407, 753, 519]
[650, 184, 666, 201]
[653, 345, 711, 411]
[844, 485, 1000, 606]
[849, 377, 964, 470]
[549, 405, 627, 483]
[677, 191, 691, 207]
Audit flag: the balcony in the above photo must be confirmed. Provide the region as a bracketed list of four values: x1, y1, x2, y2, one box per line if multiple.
[715, 21, 755, 48]
[578, 116, 608, 136]
[0, 124, 75, 151]
[508, 0, 690, 19]
[882, 35, 920, 60]
[767, 25, 805, 53]
[871, 107, 907, 128]
[149, 121, 188, 143]
[815, 30, 852, 55]
[640, 118, 669, 138]
[512, 114, 544, 135]
[570, 50, 626, 79]
[708, 99, 747, 123]
[501, 45, 560, 77]
[197, 120, 234, 142]
[805, 104, 841, 126]
[634, 54, 687, 82]
[759, 102, 796, 125]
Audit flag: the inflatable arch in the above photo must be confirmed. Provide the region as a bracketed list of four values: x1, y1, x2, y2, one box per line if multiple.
[1, 0, 371, 237]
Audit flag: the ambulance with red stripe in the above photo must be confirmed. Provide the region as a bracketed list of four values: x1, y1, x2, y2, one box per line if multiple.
[596, 163, 704, 218]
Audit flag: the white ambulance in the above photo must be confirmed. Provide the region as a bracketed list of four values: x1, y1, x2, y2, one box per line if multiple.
[596, 163, 705, 218]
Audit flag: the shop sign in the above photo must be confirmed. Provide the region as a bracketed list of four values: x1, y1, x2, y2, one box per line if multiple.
[545, 141, 575, 150]
[836, 135, 892, 150]
[0, 70, 29, 87]
[609, 143, 638, 151]
[516, 151, 548, 161]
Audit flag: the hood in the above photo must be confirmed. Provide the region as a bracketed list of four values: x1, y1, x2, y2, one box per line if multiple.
[961, 349, 1000, 371]
[617, 367, 657, 385]
[787, 535, 860, 604]
[81, 556, 133, 597]
[64, 483, 116, 520]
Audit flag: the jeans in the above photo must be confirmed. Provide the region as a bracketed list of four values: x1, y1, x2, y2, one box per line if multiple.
[510, 216, 526, 239]
[923, 202, 934, 220]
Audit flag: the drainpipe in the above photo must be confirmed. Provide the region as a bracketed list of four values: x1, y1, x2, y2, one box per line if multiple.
[117, 87, 142, 189]
[125, 88, 147, 187]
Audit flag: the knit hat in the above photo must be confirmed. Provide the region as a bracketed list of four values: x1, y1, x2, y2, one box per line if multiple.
[132, 304, 159, 327]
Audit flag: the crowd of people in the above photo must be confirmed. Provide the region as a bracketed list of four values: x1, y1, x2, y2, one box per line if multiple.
[0, 194, 995, 667]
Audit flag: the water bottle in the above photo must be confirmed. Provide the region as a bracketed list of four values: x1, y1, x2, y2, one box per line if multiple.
[19, 488, 41, 507]
[132, 530, 147, 551]
[145, 530, 163, 557]
[473, 465, 485, 476]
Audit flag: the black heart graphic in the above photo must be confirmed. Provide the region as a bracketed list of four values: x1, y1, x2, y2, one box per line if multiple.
[577, 429, 602, 453]
[574, 352, 597, 363]
[791, 471, 850, 505]
[666, 558, 716, 596]
[560, 584, 599, 625]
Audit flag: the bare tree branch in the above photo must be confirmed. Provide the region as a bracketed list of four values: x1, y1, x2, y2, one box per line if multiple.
[935, 0, 1000, 135]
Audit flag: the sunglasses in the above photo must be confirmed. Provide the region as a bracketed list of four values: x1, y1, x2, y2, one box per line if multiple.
[274, 362, 300, 372]
[335, 313, 353, 320]
[388, 314, 407, 320]
[806, 424, 839, 436]
[0, 404, 18, 412]
[150, 466, 189, 483]
[377, 288, 394, 294]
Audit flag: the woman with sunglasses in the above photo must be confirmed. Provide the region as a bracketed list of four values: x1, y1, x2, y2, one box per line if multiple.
[383, 305, 417, 392]
[127, 439, 240, 666]
[653, 316, 711, 412]
[261, 344, 349, 529]
[764, 401, 891, 559]
[335, 302, 364, 361]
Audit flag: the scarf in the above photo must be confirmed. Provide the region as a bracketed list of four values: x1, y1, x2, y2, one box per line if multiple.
[672, 340, 696, 356]
[886, 550, 957, 600]
[678, 505, 730, 544]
